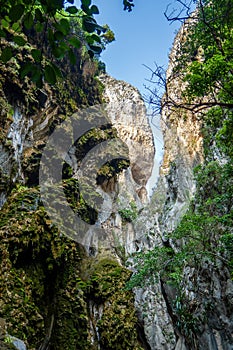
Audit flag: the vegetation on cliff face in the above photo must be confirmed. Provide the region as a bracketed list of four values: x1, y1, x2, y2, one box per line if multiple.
[1, 0, 232, 349]
[128, 0, 233, 347]
[0, 183, 141, 348]
[0, 1, 136, 348]
[84, 258, 144, 350]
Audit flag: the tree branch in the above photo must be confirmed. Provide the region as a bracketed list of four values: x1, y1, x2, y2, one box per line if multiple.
[164, 0, 195, 22]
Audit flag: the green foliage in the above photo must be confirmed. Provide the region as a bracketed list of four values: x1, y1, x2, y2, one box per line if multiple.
[118, 201, 138, 223]
[0, 0, 112, 87]
[126, 246, 174, 289]
[62, 178, 98, 224]
[0, 0, 133, 87]
[127, 161, 232, 342]
[128, 159, 233, 284]
[173, 293, 200, 343]
[177, 0, 233, 113]
[216, 115, 233, 159]
[101, 24, 115, 47]
[84, 258, 143, 349]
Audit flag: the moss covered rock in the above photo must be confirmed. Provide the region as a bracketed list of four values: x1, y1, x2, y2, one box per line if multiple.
[84, 258, 144, 350]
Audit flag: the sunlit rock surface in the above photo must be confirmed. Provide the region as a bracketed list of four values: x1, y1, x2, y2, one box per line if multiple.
[99, 74, 154, 198]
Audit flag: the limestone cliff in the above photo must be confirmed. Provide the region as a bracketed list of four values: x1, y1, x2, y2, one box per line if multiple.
[129, 18, 233, 350]
[0, 43, 154, 348]
[99, 74, 154, 196]
[158, 21, 233, 350]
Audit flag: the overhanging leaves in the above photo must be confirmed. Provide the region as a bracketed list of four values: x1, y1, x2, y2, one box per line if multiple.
[68, 36, 81, 48]
[0, 0, 120, 86]
[66, 6, 79, 14]
[9, 4, 24, 22]
[31, 49, 42, 62]
[0, 47, 13, 62]
[13, 35, 26, 46]
[44, 64, 57, 84]
[23, 12, 34, 30]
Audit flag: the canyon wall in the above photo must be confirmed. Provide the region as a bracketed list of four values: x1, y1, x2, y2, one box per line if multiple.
[1, 15, 232, 350]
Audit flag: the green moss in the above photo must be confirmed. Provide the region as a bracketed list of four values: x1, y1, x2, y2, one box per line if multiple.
[84, 258, 144, 350]
[75, 126, 118, 161]
[0, 185, 90, 349]
[0, 89, 14, 142]
[50, 258, 92, 350]
[63, 178, 99, 224]
[0, 182, 143, 349]
[203, 107, 233, 160]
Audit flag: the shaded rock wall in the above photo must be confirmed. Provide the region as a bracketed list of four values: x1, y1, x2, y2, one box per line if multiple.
[0, 49, 153, 349]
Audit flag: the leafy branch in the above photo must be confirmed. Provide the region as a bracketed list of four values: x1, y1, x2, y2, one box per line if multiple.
[0, 0, 129, 86]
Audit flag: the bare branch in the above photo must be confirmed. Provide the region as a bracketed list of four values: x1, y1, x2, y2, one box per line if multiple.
[164, 0, 195, 22]
[143, 63, 167, 115]
[145, 1, 233, 118]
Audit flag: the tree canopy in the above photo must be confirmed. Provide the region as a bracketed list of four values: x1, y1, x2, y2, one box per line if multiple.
[0, 0, 133, 86]
[147, 0, 233, 114]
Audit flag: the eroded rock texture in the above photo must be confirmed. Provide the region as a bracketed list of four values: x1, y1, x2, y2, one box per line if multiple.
[0, 55, 154, 348]
[100, 74, 154, 192]
[131, 20, 233, 350]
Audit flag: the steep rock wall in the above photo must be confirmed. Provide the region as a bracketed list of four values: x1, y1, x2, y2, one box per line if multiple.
[122, 23, 204, 349]
[132, 19, 233, 350]
[162, 23, 233, 350]
[0, 53, 154, 349]
[92, 74, 155, 255]
[100, 74, 154, 195]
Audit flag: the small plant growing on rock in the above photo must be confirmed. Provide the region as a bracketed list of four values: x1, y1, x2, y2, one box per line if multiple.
[118, 201, 138, 223]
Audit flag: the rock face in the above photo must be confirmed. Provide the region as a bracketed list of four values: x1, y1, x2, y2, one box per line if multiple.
[99, 74, 154, 193]
[159, 21, 204, 234]
[132, 20, 233, 350]
[0, 58, 154, 348]
[91, 74, 155, 255]
[118, 26, 204, 349]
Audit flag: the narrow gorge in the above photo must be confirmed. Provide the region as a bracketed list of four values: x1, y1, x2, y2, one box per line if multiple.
[0, 2, 233, 350]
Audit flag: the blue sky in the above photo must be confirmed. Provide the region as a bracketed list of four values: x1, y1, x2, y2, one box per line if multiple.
[93, 0, 181, 96]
